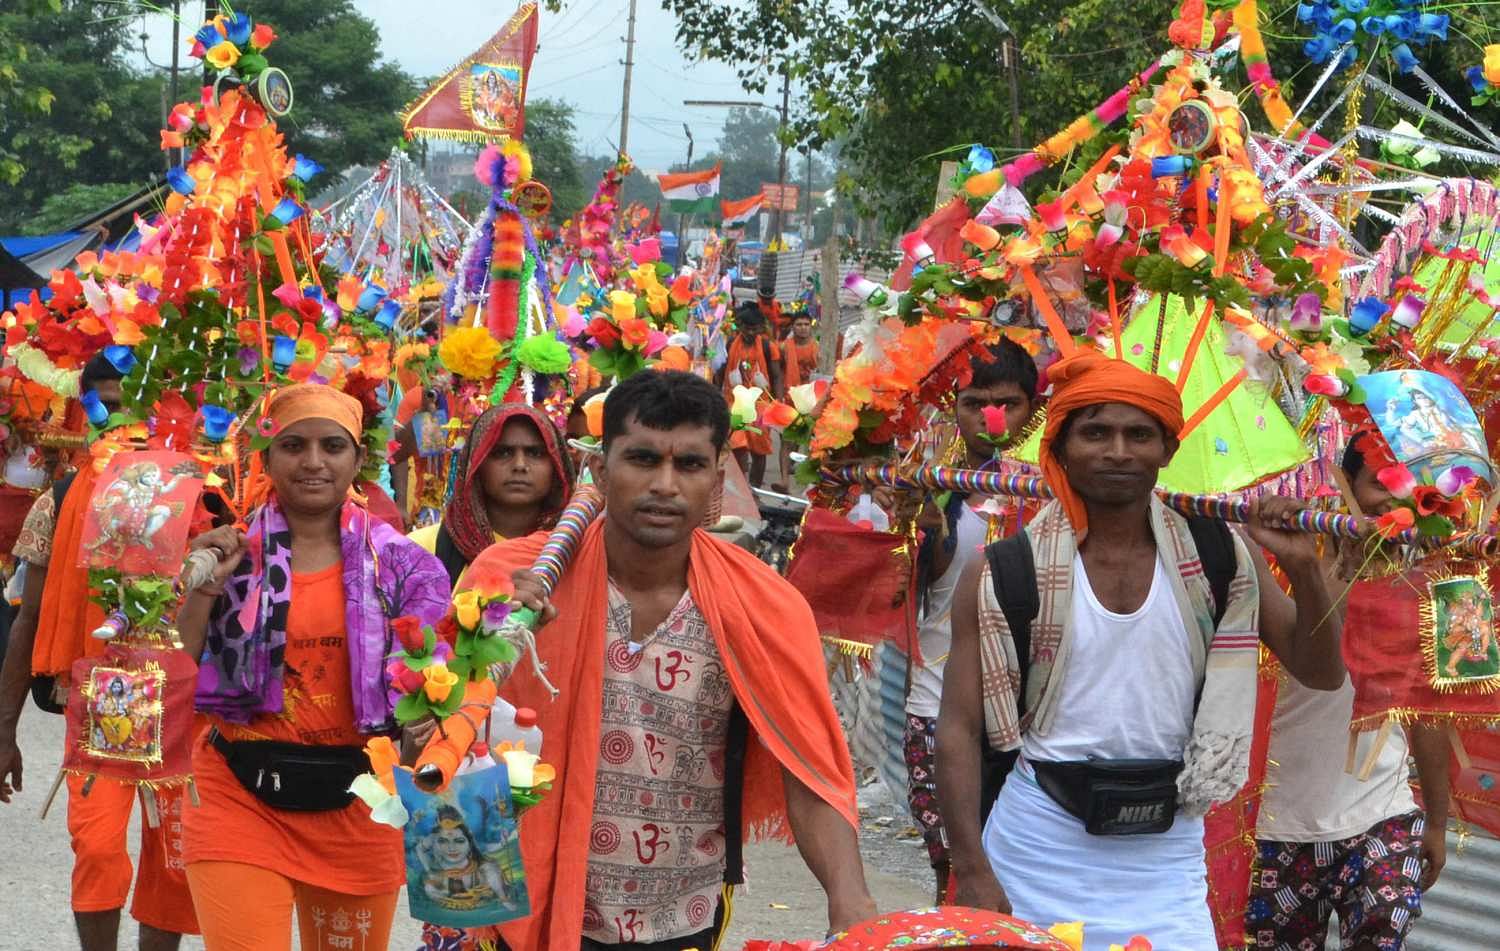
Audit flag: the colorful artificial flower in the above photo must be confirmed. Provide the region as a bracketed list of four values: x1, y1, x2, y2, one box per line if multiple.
[452, 590, 481, 629]
[1435, 465, 1478, 497]
[1376, 464, 1417, 499]
[437, 325, 501, 380]
[421, 663, 458, 704]
[619, 317, 651, 350]
[730, 386, 763, 428]
[250, 23, 276, 49]
[787, 380, 828, 416]
[391, 615, 427, 654]
[204, 41, 240, 70]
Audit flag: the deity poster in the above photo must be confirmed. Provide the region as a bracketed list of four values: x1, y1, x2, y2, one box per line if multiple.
[395, 762, 530, 929]
[1360, 370, 1493, 488]
[78, 450, 204, 576]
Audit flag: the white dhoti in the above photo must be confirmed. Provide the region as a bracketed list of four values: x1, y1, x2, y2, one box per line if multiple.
[982, 761, 1218, 951]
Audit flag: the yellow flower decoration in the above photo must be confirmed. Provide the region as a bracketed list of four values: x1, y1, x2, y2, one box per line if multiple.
[422, 663, 459, 704]
[452, 590, 481, 629]
[437, 326, 501, 380]
[205, 41, 240, 70]
[609, 290, 638, 324]
[646, 285, 670, 319]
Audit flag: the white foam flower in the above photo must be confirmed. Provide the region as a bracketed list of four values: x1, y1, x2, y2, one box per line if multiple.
[348, 773, 408, 828]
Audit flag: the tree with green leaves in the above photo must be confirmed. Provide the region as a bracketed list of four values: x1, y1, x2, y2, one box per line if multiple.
[659, 0, 1497, 239]
[523, 97, 586, 220]
[0, 0, 166, 231]
[238, 0, 416, 182]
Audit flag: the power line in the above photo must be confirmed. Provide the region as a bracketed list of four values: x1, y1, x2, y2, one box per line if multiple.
[539, 7, 623, 55]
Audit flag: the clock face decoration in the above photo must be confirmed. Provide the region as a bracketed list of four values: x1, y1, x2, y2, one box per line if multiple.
[512, 180, 552, 219]
[1168, 100, 1217, 155]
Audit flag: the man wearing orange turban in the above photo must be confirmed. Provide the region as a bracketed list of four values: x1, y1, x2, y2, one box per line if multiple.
[937, 351, 1344, 949]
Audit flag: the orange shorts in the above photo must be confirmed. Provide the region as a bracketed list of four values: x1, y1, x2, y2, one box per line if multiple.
[66, 773, 199, 934]
[186, 860, 399, 951]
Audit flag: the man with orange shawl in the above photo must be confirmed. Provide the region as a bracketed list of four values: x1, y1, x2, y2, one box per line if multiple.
[936, 351, 1343, 950]
[461, 370, 873, 950]
[715, 301, 782, 488]
[0, 353, 200, 950]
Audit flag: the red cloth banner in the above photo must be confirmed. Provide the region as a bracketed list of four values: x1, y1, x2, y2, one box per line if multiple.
[401, 3, 539, 143]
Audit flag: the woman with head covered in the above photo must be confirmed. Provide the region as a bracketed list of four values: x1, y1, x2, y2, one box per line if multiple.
[177, 383, 451, 951]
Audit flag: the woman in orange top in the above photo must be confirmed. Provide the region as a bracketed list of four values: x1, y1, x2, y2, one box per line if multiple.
[177, 384, 451, 951]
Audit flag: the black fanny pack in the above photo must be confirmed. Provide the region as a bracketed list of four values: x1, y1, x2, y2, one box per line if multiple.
[209, 728, 365, 812]
[1031, 758, 1183, 836]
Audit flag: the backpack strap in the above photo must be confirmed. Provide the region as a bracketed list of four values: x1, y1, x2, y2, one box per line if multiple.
[1184, 516, 1236, 630]
[976, 530, 1036, 824]
[720, 703, 750, 886]
[984, 530, 1038, 713]
[51, 471, 76, 512]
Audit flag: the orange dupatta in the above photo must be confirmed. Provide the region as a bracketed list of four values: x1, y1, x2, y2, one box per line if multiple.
[461, 520, 858, 951]
[31, 465, 106, 676]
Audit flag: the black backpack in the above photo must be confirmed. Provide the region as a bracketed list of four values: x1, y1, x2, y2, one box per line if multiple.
[976, 516, 1237, 824]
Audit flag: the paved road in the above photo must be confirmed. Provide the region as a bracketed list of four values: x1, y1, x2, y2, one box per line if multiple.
[0, 707, 930, 948]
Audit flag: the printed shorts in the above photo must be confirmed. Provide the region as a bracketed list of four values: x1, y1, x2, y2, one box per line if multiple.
[904, 713, 949, 867]
[1246, 810, 1425, 951]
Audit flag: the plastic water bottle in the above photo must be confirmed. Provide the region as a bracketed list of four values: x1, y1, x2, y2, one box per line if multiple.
[849, 492, 891, 533]
[492, 701, 543, 757]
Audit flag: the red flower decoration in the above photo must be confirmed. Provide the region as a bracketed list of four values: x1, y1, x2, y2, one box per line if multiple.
[586, 316, 621, 349]
[390, 615, 427, 655]
[1411, 485, 1465, 519]
[1374, 507, 1415, 539]
[151, 391, 198, 451]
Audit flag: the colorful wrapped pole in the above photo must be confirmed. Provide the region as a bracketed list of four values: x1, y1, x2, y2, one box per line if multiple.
[820, 463, 1500, 557]
[509, 484, 604, 628]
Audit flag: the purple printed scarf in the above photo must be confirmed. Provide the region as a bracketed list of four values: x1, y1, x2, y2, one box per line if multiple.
[194, 499, 451, 734]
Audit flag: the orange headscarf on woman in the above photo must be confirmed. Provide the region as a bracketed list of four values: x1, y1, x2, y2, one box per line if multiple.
[1039, 351, 1185, 539]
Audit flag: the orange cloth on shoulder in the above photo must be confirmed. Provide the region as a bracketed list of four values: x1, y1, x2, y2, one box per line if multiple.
[461, 520, 858, 951]
[1038, 350, 1185, 540]
[31, 465, 105, 676]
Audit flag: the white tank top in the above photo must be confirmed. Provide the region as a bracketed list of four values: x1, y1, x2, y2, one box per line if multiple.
[906, 504, 989, 717]
[1023, 555, 1198, 763]
[1258, 675, 1416, 841]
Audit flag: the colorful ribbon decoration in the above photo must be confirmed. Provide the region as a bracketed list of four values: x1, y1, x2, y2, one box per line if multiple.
[820, 463, 1499, 556]
[529, 484, 604, 593]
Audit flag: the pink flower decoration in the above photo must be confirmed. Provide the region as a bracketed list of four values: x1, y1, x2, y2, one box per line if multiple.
[900, 232, 936, 264]
[473, 144, 504, 187]
[1376, 464, 1417, 499]
[1435, 465, 1477, 497]
[272, 282, 303, 309]
[645, 330, 669, 356]
[1289, 292, 1324, 333]
[980, 405, 1008, 437]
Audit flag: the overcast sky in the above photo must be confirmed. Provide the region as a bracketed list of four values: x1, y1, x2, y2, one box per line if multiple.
[138, 2, 780, 175]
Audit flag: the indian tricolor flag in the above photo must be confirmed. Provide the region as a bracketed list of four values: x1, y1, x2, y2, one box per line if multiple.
[720, 193, 763, 227]
[658, 164, 721, 215]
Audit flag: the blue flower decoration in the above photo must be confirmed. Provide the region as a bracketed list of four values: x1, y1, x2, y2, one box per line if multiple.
[1328, 18, 1356, 43]
[1392, 43, 1419, 75]
[374, 298, 401, 331]
[965, 145, 995, 174]
[1342, 0, 1367, 12]
[1466, 65, 1490, 93]
[1416, 13, 1447, 41]
[194, 23, 220, 47]
[166, 165, 196, 196]
[103, 345, 136, 375]
[357, 284, 387, 313]
[302, 284, 323, 301]
[201, 404, 236, 442]
[271, 335, 297, 372]
[291, 154, 324, 183]
[224, 13, 253, 47]
[1151, 155, 1193, 178]
[270, 197, 304, 226]
[1384, 14, 1415, 41]
[80, 390, 110, 426]
[1304, 35, 1335, 64]
[1360, 15, 1385, 36]
[1349, 297, 1388, 336]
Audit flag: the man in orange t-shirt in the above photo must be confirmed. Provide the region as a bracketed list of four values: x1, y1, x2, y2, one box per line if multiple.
[715, 302, 782, 488]
[0, 354, 199, 950]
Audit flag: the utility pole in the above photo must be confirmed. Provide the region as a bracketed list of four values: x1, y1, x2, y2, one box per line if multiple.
[617, 0, 638, 158]
[678, 123, 694, 262]
[771, 68, 791, 247]
[977, 6, 1023, 149]
[803, 146, 813, 244]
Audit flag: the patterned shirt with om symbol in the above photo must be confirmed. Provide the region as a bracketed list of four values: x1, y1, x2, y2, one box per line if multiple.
[583, 583, 734, 944]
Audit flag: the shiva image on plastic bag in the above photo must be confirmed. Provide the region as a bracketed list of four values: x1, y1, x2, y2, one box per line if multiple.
[1360, 370, 1493, 487]
[1424, 575, 1499, 689]
[395, 762, 529, 928]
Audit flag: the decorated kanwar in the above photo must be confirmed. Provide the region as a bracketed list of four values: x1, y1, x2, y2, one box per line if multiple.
[1, 1, 1498, 949]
